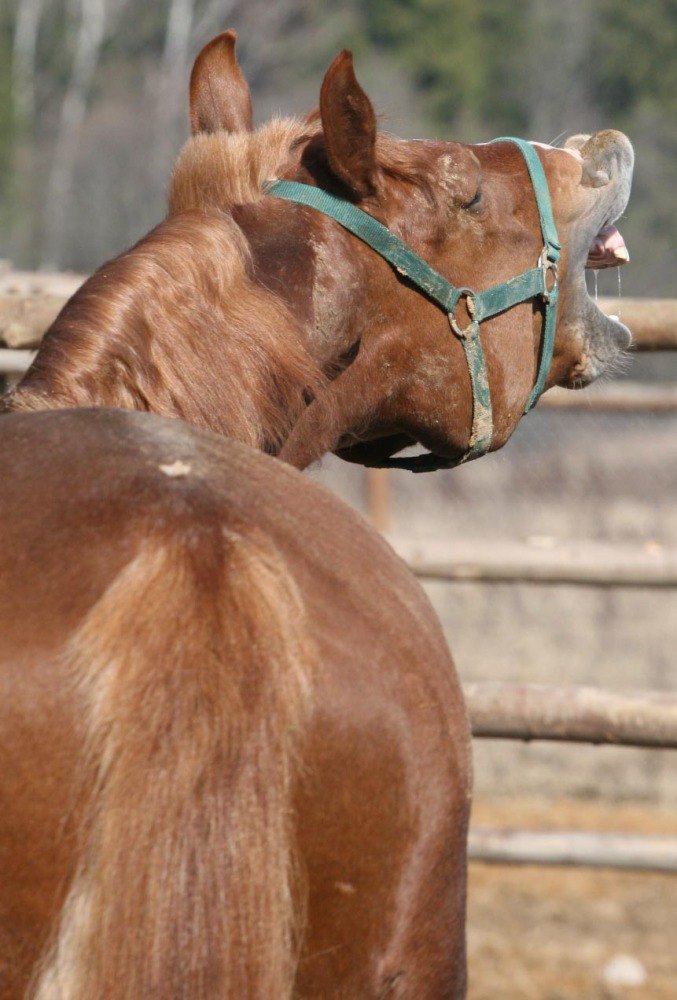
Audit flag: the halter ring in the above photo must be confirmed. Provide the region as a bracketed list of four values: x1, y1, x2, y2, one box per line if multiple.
[449, 288, 477, 338]
[540, 248, 558, 302]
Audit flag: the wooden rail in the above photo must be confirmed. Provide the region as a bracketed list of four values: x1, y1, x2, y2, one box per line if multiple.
[0, 267, 85, 296]
[464, 682, 677, 872]
[399, 538, 677, 588]
[0, 267, 85, 349]
[463, 682, 677, 748]
[541, 382, 677, 412]
[0, 349, 35, 374]
[468, 828, 677, 872]
[598, 296, 677, 351]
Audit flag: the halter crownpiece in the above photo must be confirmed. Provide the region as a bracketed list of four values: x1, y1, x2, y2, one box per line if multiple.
[264, 137, 561, 472]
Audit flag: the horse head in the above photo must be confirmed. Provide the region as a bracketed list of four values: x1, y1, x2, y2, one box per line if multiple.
[265, 51, 634, 468]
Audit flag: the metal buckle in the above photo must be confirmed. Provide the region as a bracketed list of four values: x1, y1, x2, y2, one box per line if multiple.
[539, 247, 558, 302]
[449, 287, 477, 338]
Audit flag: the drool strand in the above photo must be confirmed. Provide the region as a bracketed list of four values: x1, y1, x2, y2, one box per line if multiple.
[617, 267, 622, 321]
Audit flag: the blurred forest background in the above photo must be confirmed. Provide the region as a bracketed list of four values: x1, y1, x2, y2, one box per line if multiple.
[0, 0, 675, 293]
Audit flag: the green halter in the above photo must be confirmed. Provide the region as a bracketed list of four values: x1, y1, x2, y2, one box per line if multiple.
[264, 137, 560, 472]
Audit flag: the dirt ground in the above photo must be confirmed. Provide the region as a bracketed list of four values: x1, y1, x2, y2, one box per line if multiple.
[467, 798, 676, 999]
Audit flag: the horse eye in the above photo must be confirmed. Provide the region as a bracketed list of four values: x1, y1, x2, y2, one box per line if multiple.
[465, 190, 482, 209]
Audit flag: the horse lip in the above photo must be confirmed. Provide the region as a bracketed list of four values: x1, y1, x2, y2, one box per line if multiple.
[576, 132, 634, 232]
[579, 273, 633, 349]
[579, 297, 633, 381]
[604, 311, 633, 350]
[579, 130, 634, 174]
[560, 315, 632, 390]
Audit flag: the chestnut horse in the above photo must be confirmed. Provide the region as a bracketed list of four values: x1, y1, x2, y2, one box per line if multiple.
[0, 31, 634, 999]
[2, 33, 634, 470]
[0, 409, 470, 999]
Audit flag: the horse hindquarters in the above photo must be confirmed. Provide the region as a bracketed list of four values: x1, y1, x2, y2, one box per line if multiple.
[0, 408, 469, 998]
[31, 521, 313, 1000]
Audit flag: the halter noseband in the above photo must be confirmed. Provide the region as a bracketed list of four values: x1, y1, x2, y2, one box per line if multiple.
[264, 138, 560, 472]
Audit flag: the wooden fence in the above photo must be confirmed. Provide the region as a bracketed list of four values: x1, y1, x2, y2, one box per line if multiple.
[464, 682, 677, 749]
[402, 538, 677, 587]
[406, 301, 675, 873]
[468, 828, 677, 873]
[0, 349, 35, 374]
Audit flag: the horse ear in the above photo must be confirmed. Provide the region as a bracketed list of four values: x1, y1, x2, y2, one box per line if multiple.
[189, 30, 253, 135]
[320, 50, 376, 198]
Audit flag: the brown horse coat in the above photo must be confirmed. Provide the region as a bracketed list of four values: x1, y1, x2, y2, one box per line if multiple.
[0, 409, 470, 999]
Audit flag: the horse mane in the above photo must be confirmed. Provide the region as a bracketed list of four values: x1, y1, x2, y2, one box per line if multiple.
[3, 117, 327, 452]
[4, 113, 446, 450]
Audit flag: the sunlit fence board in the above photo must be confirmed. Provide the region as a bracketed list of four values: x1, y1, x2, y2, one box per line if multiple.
[469, 828, 677, 872]
[399, 538, 677, 588]
[0, 349, 36, 373]
[541, 382, 677, 411]
[463, 682, 677, 749]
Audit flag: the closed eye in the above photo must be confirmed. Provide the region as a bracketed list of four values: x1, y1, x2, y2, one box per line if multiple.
[465, 190, 482, 209]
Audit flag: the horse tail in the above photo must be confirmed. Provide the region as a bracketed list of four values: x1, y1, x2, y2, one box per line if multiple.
[32, 517, 313, 999]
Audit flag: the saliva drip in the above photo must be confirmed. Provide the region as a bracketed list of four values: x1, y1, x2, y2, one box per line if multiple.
[587, 268, 623, 323]
[617, 267, 622, 321]
[607, 268, 623, 323]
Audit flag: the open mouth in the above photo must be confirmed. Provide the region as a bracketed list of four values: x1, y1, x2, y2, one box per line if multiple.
[565, 216, 633, 390]
[585, 224, 629, 269]
[582, 217, 631, 342]
[563, 133, 632, 273]
[557, 130, 634, 388]
[569, 213, 633, 388]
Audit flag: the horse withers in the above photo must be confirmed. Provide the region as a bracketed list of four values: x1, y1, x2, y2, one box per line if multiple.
[2, 32, 634, 472]
[0, 409, 471, 999]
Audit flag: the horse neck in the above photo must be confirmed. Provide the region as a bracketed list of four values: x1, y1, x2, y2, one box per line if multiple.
[233, 199, 375, 369]
[4, 212, 326, 453]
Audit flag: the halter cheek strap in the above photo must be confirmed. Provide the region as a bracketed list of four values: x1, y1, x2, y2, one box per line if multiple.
[264, 137, 560, 472]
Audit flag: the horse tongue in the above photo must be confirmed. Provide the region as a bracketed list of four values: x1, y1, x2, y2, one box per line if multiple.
[586, 225, 630, 269]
